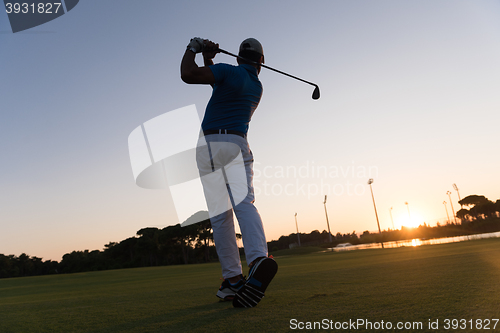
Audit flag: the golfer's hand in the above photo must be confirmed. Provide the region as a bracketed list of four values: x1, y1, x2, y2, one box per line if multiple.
[187, 37, 205, 53]
[203, 40, 219, 60]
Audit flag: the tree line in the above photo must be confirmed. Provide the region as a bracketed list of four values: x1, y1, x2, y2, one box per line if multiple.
[1, 195, 499, 279]
[0, 217, 216, 279]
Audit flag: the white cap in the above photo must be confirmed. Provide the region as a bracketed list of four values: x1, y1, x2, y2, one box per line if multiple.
[239, 38, 264, 60]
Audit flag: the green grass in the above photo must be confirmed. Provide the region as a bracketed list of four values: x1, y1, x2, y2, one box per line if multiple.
[1, 239, 500, 332]
[270, 245, 324, 257]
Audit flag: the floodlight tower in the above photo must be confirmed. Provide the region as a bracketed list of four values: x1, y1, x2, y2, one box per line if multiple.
[368, 179, 384, 249]
[453, 183, 462, 206]
[389, 207, 395, 230]
[447, 191, 457, 224]
[323, 195, 333, 243]
[294, 213, 301, 246]
[443, 201, 450, 223]
[405, 201, 411, 220]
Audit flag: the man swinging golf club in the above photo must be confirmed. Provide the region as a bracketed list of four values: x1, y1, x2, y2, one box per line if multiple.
[181, 37, 278, 308]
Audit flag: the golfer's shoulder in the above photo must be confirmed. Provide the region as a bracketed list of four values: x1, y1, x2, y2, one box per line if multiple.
[210, 62, 238, 74]
[211, 63, 247, 81]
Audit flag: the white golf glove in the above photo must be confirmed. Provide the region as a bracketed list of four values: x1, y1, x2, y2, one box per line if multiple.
[186, 37, 205, 53]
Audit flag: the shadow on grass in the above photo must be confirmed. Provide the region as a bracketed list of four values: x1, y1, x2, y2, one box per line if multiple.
[90, 299, 244, 333]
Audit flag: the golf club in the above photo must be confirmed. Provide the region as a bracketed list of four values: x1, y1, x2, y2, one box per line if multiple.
[217, 48, 320, 100]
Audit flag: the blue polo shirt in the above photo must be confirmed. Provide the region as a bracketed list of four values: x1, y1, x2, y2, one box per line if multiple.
[202, 63, 263, 135]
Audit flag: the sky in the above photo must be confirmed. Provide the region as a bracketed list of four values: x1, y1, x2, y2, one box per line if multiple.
[1, 1, 499, 261]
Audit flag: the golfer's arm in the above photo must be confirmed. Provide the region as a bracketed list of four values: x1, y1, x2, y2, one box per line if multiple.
[203, 57, 215, 88]
[181, 51, 215, 85]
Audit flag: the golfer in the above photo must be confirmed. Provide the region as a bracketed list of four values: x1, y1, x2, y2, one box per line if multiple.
[181, 37, 278, 308]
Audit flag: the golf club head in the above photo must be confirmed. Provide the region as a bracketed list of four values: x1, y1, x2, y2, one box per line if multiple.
[312, 86, 320, 100]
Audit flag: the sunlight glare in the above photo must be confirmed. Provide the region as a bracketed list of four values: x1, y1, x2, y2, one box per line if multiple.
[398, 212, 424, 229]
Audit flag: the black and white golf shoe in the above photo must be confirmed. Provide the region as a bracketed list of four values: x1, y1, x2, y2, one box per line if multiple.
[233, 257, 278, 308]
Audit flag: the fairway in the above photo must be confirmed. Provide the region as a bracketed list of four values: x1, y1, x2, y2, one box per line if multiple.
[1, 239, 500, 333]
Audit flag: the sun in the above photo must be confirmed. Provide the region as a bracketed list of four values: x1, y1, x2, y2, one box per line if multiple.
[398, 213, 424, 229]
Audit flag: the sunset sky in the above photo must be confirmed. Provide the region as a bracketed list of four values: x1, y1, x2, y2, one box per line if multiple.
[1, 1, 499, 261]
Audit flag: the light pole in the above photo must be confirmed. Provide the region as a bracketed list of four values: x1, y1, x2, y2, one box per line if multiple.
[368, 179, 384, 249]
[443, 201, 450, 223]
[323, 195, 333, 243]
[447, 191, 457, 224]
[294, 213, 301, 246]
[453, 183, 462, 207]
[389, 207, 395, 230]
[405, 202, 411, 221]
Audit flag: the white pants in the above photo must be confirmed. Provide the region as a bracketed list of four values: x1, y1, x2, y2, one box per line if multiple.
[196, 133, 268, 279]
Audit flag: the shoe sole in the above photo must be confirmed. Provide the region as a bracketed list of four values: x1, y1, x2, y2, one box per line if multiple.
[233, 258, 278, 308]
[216, 290, 235, 301]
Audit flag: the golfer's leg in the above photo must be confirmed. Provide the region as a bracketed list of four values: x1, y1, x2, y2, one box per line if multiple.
[233, 195, 268, 266]
[197, 138, 242, 279]
[209, 208, 242, 279]
[224, 137, 268, 266]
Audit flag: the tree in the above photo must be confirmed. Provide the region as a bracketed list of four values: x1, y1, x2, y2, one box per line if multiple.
[459, 195, 489, 208]
[0, 254, 14, 278]
[458, 195, 497, 220]
[161, 224, 198, 264]
[136, 227, 160, 266]
[456, 208, 472, 221]
[198, 219, 213, 262]
[17, 253, 32, 276]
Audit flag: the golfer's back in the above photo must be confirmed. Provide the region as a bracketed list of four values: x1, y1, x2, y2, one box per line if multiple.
[202, 63, 263, 135]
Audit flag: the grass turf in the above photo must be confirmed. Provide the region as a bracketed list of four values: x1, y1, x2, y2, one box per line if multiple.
[1, 238, 500, 332]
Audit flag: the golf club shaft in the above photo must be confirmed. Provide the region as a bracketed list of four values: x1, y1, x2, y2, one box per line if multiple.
[218, 49, 318, 88]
